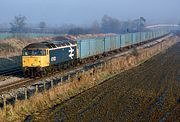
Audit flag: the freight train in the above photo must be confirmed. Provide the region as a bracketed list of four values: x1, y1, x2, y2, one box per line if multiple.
[22, 30, 170, 77]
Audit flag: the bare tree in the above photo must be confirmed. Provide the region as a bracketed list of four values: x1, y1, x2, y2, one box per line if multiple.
[10, 15, 27, 33]
[90, 20, 101, 34]
[101, 15, 120, 33]
[38, 21, 46, 33]
[130, 17, 146, 32]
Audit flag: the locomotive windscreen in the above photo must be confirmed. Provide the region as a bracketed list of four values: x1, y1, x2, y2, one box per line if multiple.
[23, 49, 46, 56]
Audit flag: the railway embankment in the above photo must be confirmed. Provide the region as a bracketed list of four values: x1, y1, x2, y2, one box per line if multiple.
[0, 36, 178, 121]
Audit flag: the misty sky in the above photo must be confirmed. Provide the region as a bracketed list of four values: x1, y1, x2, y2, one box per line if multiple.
[0, 0, 180, 27]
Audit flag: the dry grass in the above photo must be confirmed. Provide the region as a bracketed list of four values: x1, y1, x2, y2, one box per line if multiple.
[0, 38, 178, 122]
[0, 37, 52, 58]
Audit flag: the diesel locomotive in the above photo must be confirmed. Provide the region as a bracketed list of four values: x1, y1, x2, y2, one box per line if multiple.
[22, 40, 78, 77]
[22, 30, 170, 77]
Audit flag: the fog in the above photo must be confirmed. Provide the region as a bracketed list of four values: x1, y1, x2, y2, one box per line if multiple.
[0, 0, 180, 26]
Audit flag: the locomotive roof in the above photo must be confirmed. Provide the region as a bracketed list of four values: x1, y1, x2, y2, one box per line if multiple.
[24, 40, 77, 49]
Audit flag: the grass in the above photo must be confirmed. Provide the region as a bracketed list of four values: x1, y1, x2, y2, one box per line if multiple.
[0, 37, 178, 122]
[0, 37, 52, 58]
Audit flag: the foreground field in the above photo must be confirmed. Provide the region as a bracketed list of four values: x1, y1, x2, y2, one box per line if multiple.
[36, 42, 180, 121]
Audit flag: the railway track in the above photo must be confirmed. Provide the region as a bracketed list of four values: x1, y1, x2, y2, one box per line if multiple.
[0, 61, 97, 94]
[0, 67, 22, 76]
[0, 78, 31, 93]
[0, 57, 105, 94]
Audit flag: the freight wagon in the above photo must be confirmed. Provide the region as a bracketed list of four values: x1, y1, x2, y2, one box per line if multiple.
[22, 30, 170, 77]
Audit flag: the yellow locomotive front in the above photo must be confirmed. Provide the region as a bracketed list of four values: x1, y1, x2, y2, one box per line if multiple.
[22, 43, 50, 77]
[22, 49, 49, 67]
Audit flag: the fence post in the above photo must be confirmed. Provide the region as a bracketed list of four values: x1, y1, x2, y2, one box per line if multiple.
[15, 94, 18, 102]
[100, 63, 103, 71]
[43, 81, 46, 91]
[68, 74, 70, 81]
[61, 77, 63, 82]
[51, 80, 54, 88]
[76, 72, 78, 78]
[35, 85, 38, 94]
[24, 88, 28, 100]
[2, 94, 6, 113]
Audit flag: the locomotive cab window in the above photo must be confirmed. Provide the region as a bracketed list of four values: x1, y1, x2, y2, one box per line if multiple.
[23, 49, 47, 56]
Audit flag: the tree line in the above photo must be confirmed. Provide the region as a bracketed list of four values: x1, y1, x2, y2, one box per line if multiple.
[1, 15, 148, 35]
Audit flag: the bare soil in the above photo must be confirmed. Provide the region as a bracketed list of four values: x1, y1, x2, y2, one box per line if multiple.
[35, 42, 180, 122]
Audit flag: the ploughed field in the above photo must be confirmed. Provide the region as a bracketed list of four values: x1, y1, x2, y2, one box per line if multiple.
[40, 42, 180, 121]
